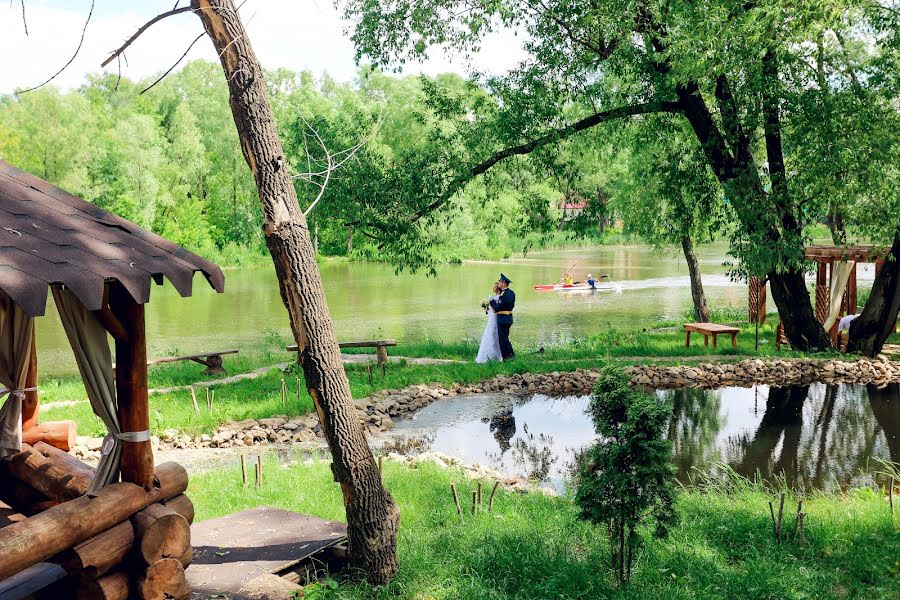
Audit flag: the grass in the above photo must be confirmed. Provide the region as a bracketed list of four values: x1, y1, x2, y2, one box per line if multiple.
[188, 457, 900, 599]
[40, 320, 859, 438]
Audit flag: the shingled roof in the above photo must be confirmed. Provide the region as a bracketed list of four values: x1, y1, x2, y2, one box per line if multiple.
[0, 160, 225, 317]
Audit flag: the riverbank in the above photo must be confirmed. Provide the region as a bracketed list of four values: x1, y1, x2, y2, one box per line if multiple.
[40, 322, 899, 445]
[187, 457, 899, 599]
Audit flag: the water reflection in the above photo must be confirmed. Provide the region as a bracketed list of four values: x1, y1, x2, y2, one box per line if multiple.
[393, 383, 898, 492]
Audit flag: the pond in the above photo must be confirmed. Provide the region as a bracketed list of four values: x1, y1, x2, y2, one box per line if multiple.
[389, 383, 899, 493]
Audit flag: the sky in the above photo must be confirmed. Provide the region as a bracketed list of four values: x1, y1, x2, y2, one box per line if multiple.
[0, 0, 525, 94]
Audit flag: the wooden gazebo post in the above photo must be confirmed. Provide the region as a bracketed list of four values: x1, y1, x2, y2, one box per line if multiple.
[109, 283, 154, 490]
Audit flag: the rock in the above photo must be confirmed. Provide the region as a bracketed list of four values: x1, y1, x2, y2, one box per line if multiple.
[258, 417, 287, 429]
[283, 422, 299, 431]
[86, 437, 103, 452]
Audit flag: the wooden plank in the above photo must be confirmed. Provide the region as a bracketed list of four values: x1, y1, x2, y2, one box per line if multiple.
[146, 350, 239, 366]
[287, 340, 397, 352]
[186, 507, 346, 597]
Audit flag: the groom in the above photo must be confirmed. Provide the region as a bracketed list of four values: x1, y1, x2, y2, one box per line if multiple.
[490, 273, 516, 359]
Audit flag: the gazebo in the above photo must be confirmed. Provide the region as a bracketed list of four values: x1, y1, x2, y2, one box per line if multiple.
[749, 244, 891, 346]
[0, 160, 223, 598]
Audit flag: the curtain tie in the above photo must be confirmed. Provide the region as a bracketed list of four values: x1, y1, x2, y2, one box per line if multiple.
[100, 430, 151, 455]
[0, 386, 38, 400]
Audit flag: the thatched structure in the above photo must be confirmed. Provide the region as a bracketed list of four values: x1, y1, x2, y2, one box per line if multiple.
[0, 160, 223, 599]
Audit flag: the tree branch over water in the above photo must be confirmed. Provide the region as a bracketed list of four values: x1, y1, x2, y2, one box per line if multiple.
[409, 100, 682, 223]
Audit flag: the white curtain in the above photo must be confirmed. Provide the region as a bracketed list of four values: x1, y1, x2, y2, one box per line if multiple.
[823, 261, 855, 331]
[0, 290, 35, 460]
[52, 287, 122, 494]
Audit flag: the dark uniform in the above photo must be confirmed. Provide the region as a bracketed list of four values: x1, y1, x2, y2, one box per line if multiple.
[490, 274, 516, 359]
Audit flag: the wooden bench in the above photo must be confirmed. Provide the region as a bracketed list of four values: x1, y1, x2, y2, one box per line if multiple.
[684, 323, 740, 349]
[286, 340, 398, 366]
[115, 350, 239, 375]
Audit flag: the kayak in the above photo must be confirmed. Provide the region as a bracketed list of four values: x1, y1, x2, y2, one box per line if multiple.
[533, 282, 619, 292]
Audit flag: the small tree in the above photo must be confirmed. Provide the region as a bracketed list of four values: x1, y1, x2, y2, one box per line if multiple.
[575, 367, 677, 587]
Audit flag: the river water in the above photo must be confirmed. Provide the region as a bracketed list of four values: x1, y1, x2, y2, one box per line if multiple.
[35, 243, 880, 375]
[391, 383, 899, 492]
[35, 244, 737, 375]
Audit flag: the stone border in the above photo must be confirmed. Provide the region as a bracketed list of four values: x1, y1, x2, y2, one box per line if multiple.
[70, 358, 900, 459]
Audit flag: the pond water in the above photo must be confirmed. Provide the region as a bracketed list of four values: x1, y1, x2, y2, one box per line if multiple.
[390, 383, 899, 492]
[35, 243, 760, 375]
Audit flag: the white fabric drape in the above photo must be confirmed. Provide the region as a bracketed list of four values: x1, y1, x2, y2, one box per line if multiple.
[0, 290, 35, 460]
[52, 287, 122, 493]
[823, 261, 855, 331]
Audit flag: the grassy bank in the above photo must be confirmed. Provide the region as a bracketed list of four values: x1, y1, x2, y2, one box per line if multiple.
[188, 457, 900, 599]
[40, 320, 869, 438]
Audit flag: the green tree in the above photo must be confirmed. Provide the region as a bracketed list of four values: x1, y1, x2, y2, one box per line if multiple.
[343, 0, 900, 352]
[575, 366, 677, 587]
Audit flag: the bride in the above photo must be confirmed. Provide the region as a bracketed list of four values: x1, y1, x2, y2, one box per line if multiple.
[476, 282, 503, 363]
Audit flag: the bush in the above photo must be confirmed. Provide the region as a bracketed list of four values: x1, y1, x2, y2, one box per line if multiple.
[574, 367, 677, 587]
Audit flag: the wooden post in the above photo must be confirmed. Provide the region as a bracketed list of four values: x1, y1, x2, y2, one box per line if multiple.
[256, 454, 262, 489]
[471, 490, 477, 516]
[22, 328, 39, 431]
[240, 455, 247, 486]
[847, 263, 858, 314]
[488, 481, 500, 512]
[189, 387, 200, 416]
[109, 284, 154, 490]
[281, 378, 286, 407]
[450, 483, 461, 516]
[815, 261, 828, 324]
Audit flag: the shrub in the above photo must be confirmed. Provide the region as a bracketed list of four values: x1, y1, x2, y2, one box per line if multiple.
[574, 367, 677, 587]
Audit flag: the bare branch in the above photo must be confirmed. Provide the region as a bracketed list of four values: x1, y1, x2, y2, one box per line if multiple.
[101, 6, 192, 68]
[409, 100, 681, 223]
[291, 115, 383, 217]
[140, 32, 205, 94]
[19, 0, 27, 36]
[16, 0, 95, 94]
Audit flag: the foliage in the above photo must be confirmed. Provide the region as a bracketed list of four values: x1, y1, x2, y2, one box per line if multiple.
[187, 457, 900, 598]
[0, 63, 594, 268]
[575, 367, 677, 585]
[342, 0, 900, 277]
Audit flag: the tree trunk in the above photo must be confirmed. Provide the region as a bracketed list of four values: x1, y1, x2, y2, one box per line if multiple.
[846, 231, 900, 357]
[191, 0, 399, 583]
[768, 271, 833, 351]
[680, 235, 710, 322]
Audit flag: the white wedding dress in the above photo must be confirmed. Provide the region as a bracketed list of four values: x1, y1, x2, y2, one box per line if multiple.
[476, 294, 503, 363]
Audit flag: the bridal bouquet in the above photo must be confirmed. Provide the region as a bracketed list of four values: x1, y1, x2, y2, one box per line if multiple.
[480, 299, 490, 313]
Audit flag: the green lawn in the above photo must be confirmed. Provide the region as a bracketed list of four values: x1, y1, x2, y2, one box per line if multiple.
[188, 457, 900, 599]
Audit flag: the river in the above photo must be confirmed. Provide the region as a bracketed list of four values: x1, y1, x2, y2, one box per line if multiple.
[35, 243, 878, 375]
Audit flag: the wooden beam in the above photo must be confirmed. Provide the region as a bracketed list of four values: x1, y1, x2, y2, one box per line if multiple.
[21, 329, 38, 432]
[108, 284, 154, 490]
[92, 306, 129, 344]
[22, 421, 77, 452]
[0, 462, 188, 581]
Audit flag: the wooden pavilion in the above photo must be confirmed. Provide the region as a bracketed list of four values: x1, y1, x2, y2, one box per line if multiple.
[749, 244, 891, 346]
[0, 160, 224, 599]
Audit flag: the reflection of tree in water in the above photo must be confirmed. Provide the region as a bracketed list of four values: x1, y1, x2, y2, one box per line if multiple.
[511, 432, 558, 481]
[869, 383, 900, 464]
[730, 385, 808, 487]
[489, 409, 516, 453]
[661, 388, 725, 482]
[725, 383, 889, 490]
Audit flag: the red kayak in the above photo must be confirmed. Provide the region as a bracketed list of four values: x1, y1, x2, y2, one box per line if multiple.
[533, 283, 593, 291]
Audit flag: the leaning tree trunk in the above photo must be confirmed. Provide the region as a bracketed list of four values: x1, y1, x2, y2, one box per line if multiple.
[192, 0, 399, 583]
[680, 234, 710, 322]
[846, 230, 900, 357]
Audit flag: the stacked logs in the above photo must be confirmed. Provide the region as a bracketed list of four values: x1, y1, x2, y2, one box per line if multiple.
[0, 443, 193, 600]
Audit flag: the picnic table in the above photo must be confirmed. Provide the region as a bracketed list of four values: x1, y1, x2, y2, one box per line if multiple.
[683, 323, 740, 349]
